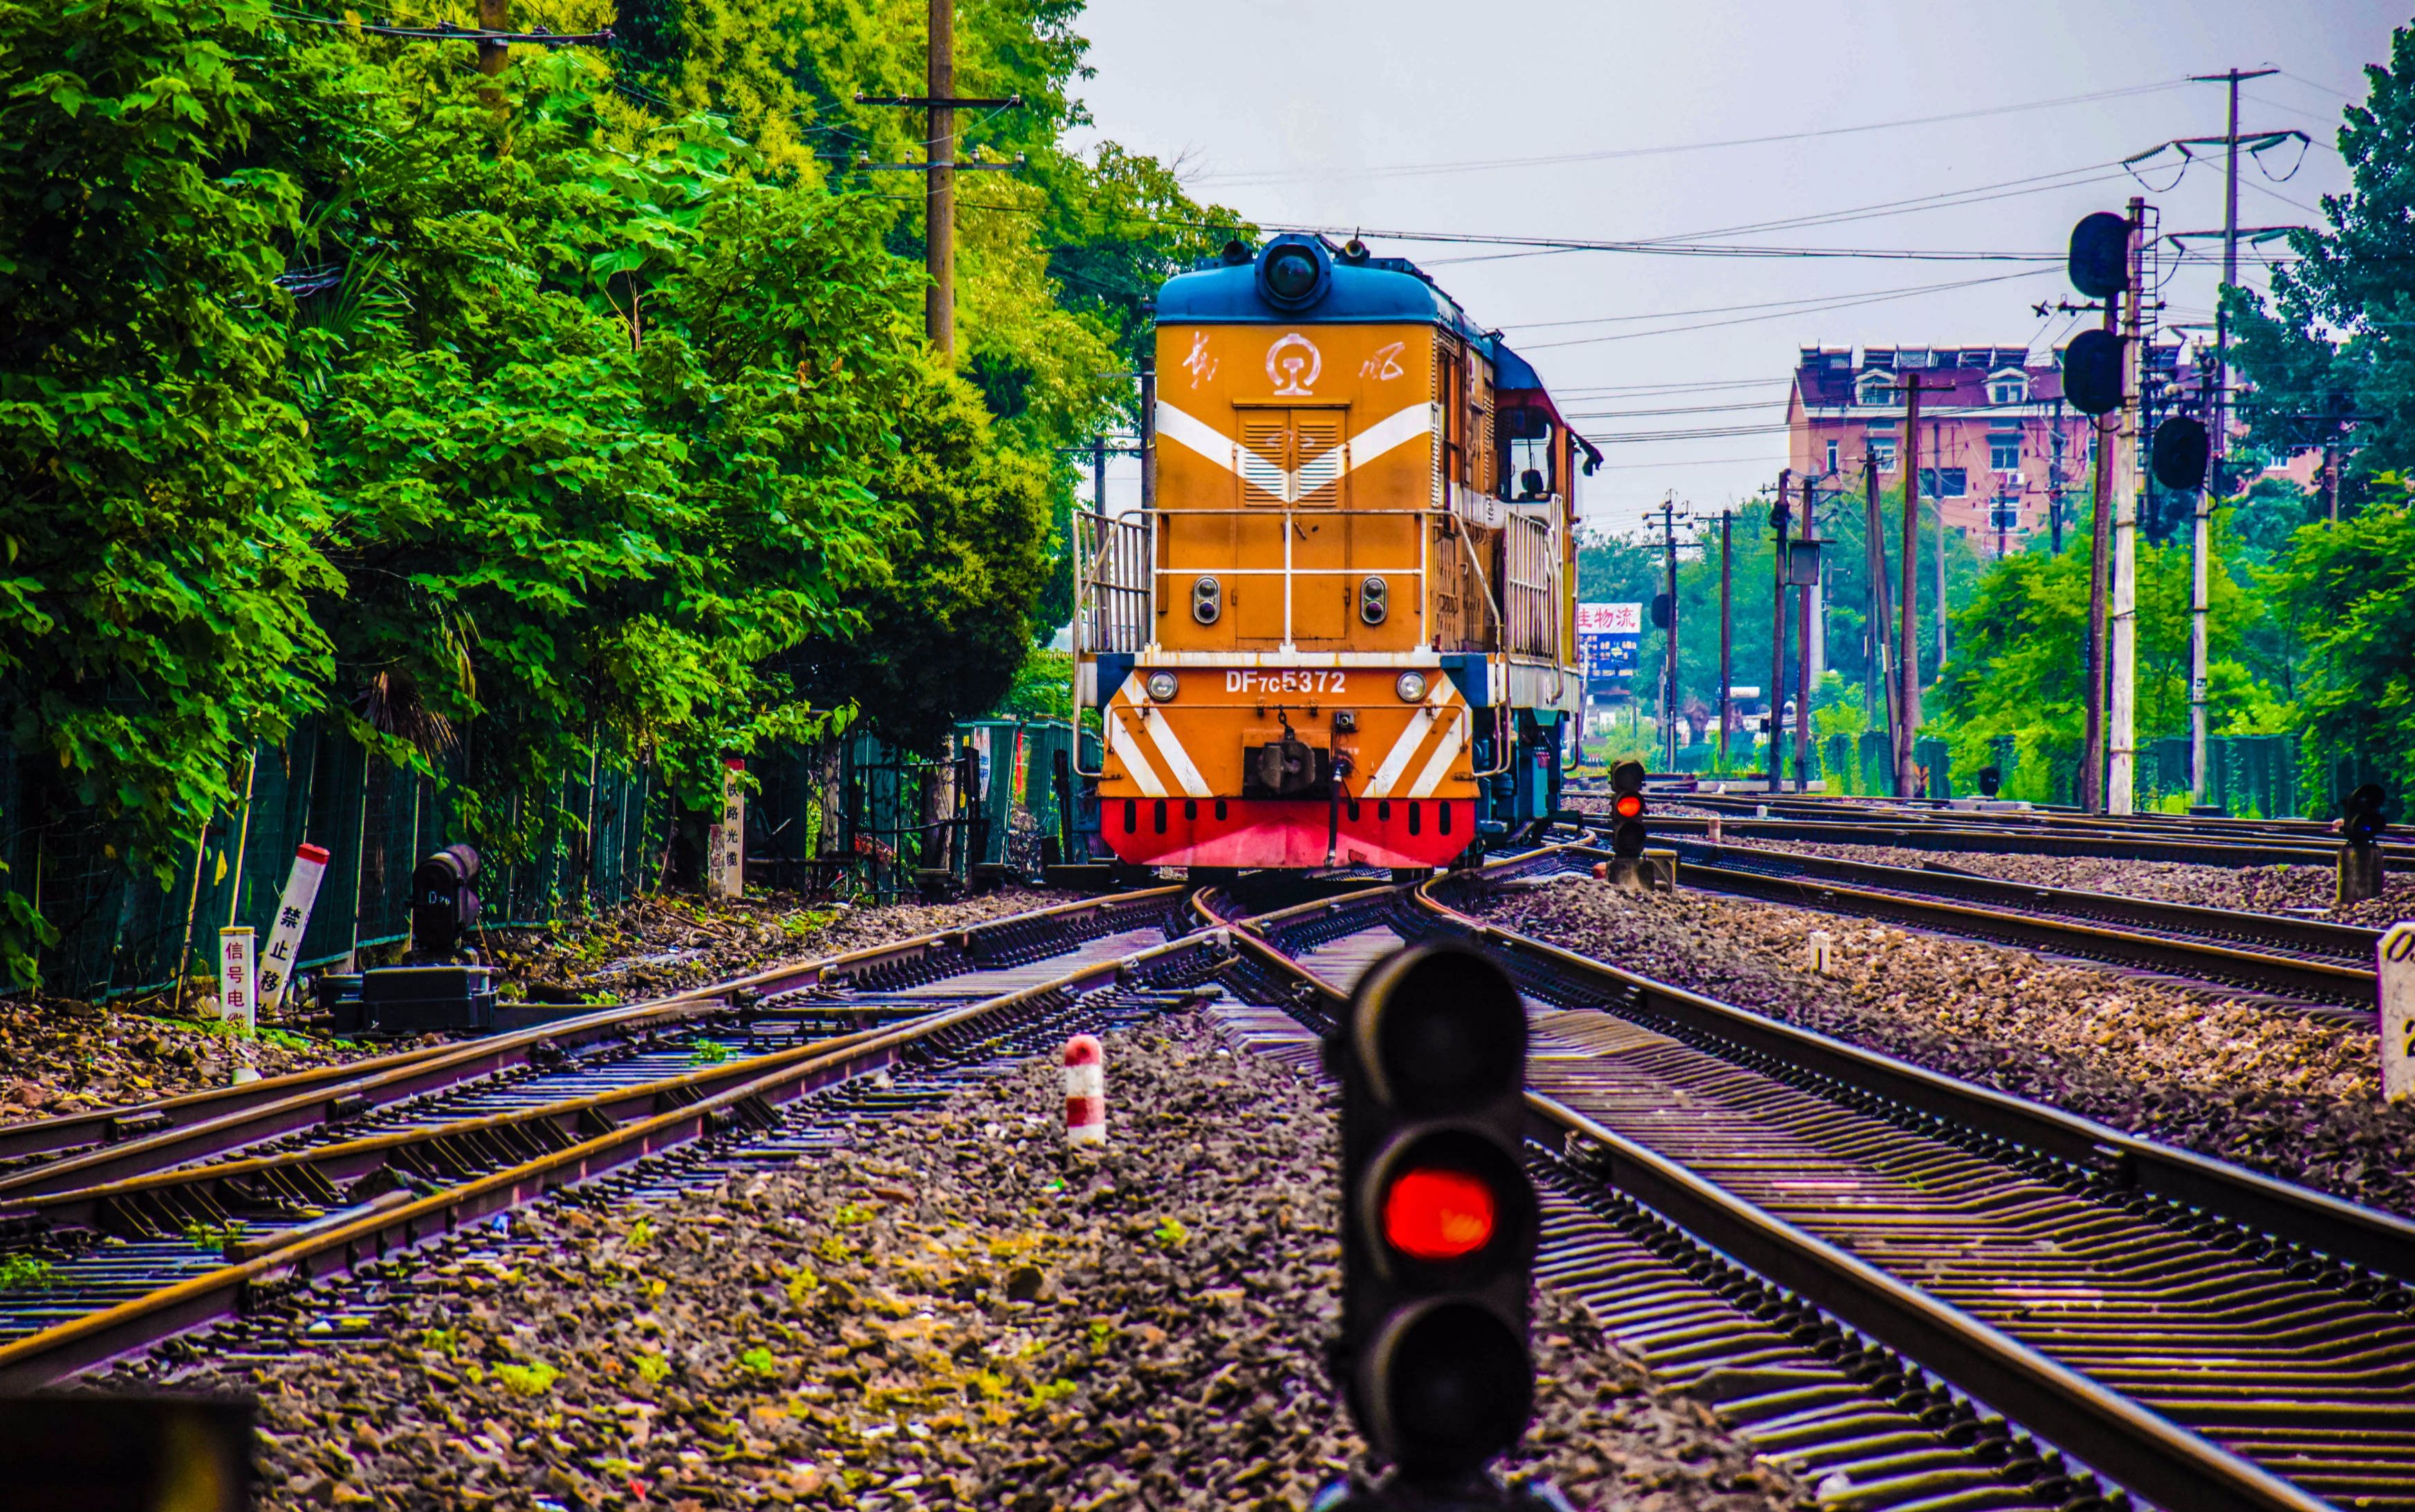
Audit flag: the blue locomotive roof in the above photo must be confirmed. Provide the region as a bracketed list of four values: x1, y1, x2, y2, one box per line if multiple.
[1156, 259, 1464, 327]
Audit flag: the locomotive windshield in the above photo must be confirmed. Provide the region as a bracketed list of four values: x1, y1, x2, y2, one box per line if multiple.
[1500, 406, 1555, 500]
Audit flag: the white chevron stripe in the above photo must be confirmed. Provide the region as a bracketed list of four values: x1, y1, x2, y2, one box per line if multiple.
[1142, 705, 1212, 798]
[1156, 400, 1432, 496]
[1107, 710, 1167, 797]
[1405, 714, 1466, 798]
[1362, 682, 1454, 799]
[1346, 402, 1433, 474]
[1361, 707, 1433, 799]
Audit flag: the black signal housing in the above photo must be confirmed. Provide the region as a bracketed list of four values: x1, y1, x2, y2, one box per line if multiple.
[1333, 942, 1536, 1488]
[409, 843, 481, 958]
[2344, 783, 2390, 847]
[1609, 758, 1649, 859]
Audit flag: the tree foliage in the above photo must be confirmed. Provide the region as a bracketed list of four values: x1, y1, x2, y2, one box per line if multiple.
[0, 0, 335, 884]
[0, 0, 1230, 984]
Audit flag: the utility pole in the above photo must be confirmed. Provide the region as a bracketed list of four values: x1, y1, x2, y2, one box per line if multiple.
[2082, 298, 2118, 813]
[853, 8, 1020, 360]
[1092, 436, 1108, 514]
[1862, 455, 1885, 739]
[1932, 410, 1948, 673]
[1795, 473, 1816, 793]
[2185, 68, 2275, 808]
[2108, 195, 2147, 815]
[1659, 495, 1681, 772]
[1896, 375, 1937, 799]
[2048, 404, 2067, 554]
[924, 0, 955, 354]
[1770, 472, 1790, 795]
[477, 0, 508, 109]
[1718, 510, 1734, 772]
[1138, 315, 1158, 509]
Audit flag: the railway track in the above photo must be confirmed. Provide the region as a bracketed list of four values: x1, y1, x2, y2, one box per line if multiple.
[0, 887, 1202, 1387]
[1606, 838, 2385, 1014]
[1562, 791, 2405, 870]
[1201, 861, 2415, 1512]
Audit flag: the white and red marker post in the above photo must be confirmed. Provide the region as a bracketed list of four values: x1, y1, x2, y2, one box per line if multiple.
[1063, 1034, 1106, 1146]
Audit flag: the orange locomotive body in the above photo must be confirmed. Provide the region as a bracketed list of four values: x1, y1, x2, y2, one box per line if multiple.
[1074, 235, 1592, 872]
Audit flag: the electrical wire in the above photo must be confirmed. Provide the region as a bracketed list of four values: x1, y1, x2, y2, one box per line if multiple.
[1190, 77, 2196, 187]
[1519, 267, 2054, 349]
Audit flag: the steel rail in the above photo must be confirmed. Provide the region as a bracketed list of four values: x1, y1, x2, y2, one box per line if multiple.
[1561, 806, 2351, 866]
[0, 887, 1179, 1194]
[1203, 888, 2337, 1512]
[0, 922, 1229, 1392]
[1412, 882, 2415, 1284]
[1580, 840, 2381, 1009]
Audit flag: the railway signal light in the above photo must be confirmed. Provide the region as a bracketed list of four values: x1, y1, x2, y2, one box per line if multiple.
[1333, 942, 1537, 1491]
[2152, 416, 2210, 493]
[409, 843, 481, 958]
[2344, 783, 2390, 846]
[2067, 211, 2130, 300]
[2063, 328, 2123, 417]
[1609, 759, 1649, 859]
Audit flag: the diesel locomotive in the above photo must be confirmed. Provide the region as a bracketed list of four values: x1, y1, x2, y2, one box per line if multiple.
[1073, 234, 1594, 872]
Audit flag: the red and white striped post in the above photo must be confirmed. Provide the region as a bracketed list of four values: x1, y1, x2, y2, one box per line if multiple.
[1063, 1035, 1105, 1146]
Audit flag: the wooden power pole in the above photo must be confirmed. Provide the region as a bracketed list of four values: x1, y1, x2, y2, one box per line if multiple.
[924, 0, 954, 355]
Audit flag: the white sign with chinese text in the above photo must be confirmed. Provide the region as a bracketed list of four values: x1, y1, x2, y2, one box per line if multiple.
[218, 926, 256, 1033]
[708, 758, 746, 899]
[257, 841, 331, 1018]
[2382, 921, 2414, 1105]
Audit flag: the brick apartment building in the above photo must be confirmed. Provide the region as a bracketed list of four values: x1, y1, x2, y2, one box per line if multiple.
[1786, 344, 2189, 550]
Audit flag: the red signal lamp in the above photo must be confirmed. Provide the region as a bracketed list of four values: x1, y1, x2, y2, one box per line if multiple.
[1612, 793, 1645, 820]
[1383, 1166, 1499, 1262]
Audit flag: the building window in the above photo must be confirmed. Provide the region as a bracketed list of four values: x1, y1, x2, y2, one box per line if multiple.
[1990, 434, 2021, 471]
[1870, 439, 1898, 472]
[1825, 439, 1839, 473]
[1988, 372, 2028, 405]
[1857, 374, 1895, 407]
[1918, 467, 1968, 498]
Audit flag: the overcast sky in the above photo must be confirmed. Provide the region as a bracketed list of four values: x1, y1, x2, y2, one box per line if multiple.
[1063, 1, 2403, 539]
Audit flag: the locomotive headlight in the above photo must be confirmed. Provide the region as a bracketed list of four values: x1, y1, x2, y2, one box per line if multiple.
[1192, 576, 1222, 624]
[1396, 671, 1429, 703]
[1264, 245, 1320, 301]
[1360, 575, 1389, 625]
[1144, 670, 1179, 702]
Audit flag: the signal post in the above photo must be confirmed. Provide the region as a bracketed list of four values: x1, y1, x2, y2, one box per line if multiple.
[1324, 942, 1563, 1511]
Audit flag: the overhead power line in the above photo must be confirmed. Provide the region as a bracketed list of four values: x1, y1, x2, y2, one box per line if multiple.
[1192, 77, 2195, 187]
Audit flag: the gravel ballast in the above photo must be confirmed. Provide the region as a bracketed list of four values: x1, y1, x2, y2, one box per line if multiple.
[144, 1014, 1792, 1511]
[1733, 839, 2415, 931]
[484, 887, 1087, 1005]
[0, 890, 1090, 1131]
[1483, 879, 2415, 1219]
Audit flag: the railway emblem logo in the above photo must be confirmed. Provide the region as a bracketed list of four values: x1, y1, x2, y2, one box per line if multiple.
[1267, 332, 1322, 396]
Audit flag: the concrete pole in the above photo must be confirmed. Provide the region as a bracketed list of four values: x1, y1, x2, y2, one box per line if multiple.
[925, 0, 955, 356]
[2108, 196, 2145, 815]
[2082, 294, 2118, 813]
[1795, 474, 1815, 792]
[1864, 456, 1888, 745]
[1719, 510, 1733, 770]
[1932, 414, 1947, 671]
[1661, 498, 1681, 771]
[1771, 472, 1790, 794]
[1897, 380, 1923, 799]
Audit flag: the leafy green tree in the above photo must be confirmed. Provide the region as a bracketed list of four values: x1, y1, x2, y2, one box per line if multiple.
[2225, 17, 2415, 507]
[0, 0, 337, 974]
[775, 373, 1054, 752]
[2272, 483, 2415, 803]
